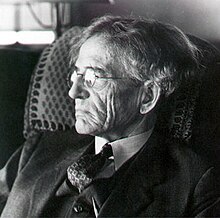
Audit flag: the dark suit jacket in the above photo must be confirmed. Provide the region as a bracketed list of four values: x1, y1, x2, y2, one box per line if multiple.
[0, 129, 220, 217]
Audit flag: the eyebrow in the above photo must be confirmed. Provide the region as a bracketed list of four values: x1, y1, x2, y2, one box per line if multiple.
[73, 64, 107, 75]
[86, 66, 106, 74]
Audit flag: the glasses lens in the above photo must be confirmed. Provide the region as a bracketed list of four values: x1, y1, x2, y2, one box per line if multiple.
[84, 68, 96, 87]
[67, 71, 72, 88]
[67, 70, 78, 88]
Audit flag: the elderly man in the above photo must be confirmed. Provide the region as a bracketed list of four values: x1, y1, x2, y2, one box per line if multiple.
[1, 15, 220, 217]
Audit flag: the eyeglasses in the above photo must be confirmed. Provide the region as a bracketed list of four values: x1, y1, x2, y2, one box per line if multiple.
[67, 67, 131, 88]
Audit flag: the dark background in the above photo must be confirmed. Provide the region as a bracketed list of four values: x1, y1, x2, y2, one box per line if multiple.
[0, 0, 220, 168]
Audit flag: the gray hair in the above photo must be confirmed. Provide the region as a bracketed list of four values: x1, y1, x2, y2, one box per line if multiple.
[69, 15, 200, 97]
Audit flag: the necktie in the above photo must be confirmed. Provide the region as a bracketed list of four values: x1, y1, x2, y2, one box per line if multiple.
[67, 143, 113, 193]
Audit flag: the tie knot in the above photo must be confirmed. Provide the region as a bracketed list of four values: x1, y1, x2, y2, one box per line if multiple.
[67, 143, 113, 192]
[100, 143, 113, 158]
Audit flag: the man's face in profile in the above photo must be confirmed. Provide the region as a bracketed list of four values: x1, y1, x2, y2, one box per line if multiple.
[68, 36, 141, 138]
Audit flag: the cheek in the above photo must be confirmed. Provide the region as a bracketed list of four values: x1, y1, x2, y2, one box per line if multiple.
[111, 87, 140, 124]
[75, 84, 139, 135]
[102, 84, 138, 130]
[78, 84, 119, 134]
[75, 89, 110, 135]
[92, 84, 119, 131]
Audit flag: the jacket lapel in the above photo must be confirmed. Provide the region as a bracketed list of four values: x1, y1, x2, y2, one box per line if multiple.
[30, 132, 95, 214]
[98, 131, 167, 217]
[55, 137, 95, 197]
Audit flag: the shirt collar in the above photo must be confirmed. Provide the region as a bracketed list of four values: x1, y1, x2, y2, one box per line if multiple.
[95, 128, 153, 171]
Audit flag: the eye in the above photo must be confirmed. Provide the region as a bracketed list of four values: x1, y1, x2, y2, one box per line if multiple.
[67, 69, 78, 88]
[84, 68, 97, 87]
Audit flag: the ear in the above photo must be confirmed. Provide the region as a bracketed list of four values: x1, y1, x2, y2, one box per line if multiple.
[139, 81, 161, 114]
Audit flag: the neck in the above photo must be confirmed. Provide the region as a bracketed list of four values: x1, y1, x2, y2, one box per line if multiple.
[98, 113, 156, 142]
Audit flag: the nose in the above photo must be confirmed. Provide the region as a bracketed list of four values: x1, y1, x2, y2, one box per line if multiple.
[68, 77, 89, 100]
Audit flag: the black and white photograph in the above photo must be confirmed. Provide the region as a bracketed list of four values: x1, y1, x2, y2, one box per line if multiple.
[0, 0, 220, 217]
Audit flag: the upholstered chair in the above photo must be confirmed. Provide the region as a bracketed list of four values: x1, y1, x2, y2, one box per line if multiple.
[0, 26, 220, 215]
[23, 27, 220, 164]
[23, 26, 83, 139]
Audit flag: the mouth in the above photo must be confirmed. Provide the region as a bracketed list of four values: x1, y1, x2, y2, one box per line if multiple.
[75, 109, 85, 115]
[75, 109, 91, 118]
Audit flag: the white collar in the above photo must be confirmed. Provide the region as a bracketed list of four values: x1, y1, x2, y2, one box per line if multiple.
[95, 128, 153, 171]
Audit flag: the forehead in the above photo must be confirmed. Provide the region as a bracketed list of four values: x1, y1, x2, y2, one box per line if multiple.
[76, 36, 110, 68]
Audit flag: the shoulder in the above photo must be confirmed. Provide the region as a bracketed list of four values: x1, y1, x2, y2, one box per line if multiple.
[167, 139, 217, 178]
[160, 138, 220, 215]
[19, 129, 94, 171]
[164, 138, 220, 205]
[172, 142, 220, 216]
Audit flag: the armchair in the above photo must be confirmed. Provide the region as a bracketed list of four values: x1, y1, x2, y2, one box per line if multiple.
[0, 23, 220, 217]
[23, 26, 220, 158]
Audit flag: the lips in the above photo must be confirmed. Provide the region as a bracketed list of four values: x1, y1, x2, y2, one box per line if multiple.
[75, 109, 92, 118]
[75, 110, 85, 116]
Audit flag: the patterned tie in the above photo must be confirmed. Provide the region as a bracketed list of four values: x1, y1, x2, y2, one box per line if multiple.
[67, 143, 113, 193]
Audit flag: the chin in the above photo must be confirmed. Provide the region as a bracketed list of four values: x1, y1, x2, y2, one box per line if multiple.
[75, 119, 97, 136]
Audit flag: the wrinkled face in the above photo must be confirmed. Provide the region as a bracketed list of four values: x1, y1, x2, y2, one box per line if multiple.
[68, 36, 141, 138]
